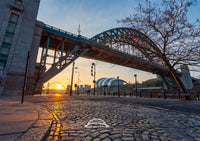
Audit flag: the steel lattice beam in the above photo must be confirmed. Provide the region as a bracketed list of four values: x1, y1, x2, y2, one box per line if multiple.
[36, 46, 88, 89]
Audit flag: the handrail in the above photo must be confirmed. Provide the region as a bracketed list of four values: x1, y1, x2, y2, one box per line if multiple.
[44, 24, 90, 40]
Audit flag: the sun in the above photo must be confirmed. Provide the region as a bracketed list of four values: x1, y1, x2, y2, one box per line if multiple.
[56, 85, 62, 90]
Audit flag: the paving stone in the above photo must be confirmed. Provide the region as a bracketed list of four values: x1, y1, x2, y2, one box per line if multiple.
[142, 134, 150, 141]
[121, 136, 135, 141]
[83, 136, 93, 141]
[99, 133, 110, 139]
[34, 97, 200, 141]
[93, 137, 102, 141]
[110, 134, 121, 139]
[103, 137, 112, 141]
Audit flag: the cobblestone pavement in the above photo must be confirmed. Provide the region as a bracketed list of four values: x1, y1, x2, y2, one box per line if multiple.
[38, 96, 200, 141]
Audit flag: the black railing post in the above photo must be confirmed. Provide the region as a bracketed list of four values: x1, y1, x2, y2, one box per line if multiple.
[196, 92, 199, 101]
[150, 91, 152, 98]
[164, 91, 167, 99]
[178, 92, 181, 100]
[70, 62, 75, 96]
[21, 51, 30, 104]
[117, 76, 120, 97]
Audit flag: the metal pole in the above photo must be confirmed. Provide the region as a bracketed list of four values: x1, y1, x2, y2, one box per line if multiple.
[91, 63, 96, 96]
[117, 76, 120, 97]
[74, 67, 78, 95]
[61, 40, 65, 57]
[42, 36, 50, 74]
[76, 71, 80, 95]
[70, 62, 75, 96]
[134, 74, 137, 98]
[164, 90, 167, 99]
[21, 51, 30, 104]
[53, 49, 56, 64]
[94, 64, 96, 96]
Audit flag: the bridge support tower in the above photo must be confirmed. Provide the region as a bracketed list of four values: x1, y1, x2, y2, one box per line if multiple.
[0, 0, 41, 95]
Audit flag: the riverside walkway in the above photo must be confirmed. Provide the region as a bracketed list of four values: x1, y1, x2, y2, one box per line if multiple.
[0, 94, 200, 141]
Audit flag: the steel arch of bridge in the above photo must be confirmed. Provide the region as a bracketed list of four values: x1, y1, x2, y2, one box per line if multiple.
[43, 82, 66, 89]
[90, 27, 179, 89]
[90, 27, 161, 65]
[37, 24, 186, 90]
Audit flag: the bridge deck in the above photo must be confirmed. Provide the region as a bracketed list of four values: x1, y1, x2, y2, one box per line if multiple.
[39, 24, 169, 76]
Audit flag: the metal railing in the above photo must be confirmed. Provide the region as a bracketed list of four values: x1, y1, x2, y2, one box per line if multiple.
[44, 24, 90, 41]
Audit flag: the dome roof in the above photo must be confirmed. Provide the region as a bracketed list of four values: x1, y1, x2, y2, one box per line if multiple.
[96, 78, 127, 87]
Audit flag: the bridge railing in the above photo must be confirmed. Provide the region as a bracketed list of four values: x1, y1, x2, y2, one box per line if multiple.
[44, 24, 91, 41]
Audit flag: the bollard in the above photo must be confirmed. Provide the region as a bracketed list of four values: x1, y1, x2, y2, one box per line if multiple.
[164, 91, 167, 99]
[197, 92, 199, 101]
[150, 91, 152, 98]
[178, 92, 181, 100]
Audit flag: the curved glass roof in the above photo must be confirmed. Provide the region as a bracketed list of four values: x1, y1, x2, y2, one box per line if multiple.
[96, 78, 127, 87]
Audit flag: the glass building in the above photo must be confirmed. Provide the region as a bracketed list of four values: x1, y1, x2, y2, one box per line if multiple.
[96, 78, 127, 88]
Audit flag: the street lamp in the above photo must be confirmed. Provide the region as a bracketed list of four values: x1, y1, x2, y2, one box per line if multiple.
[117, 76, 120, 97]
[91, 63, 96, 95]
[134, 74, 137, 97]
[75, 69, 80, 95]
[70, 62, 75, 96]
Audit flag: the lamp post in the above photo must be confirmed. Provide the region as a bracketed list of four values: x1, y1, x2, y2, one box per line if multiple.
[91, 63, 96, 95]
[117, 76, 120, 97]
[134, 74, 137, 97]
[75, 69, 80, 95]
[21, 51, 30, 104]
[70, 62, 75, 96]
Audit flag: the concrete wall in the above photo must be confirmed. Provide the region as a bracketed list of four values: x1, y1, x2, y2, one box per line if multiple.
[180, 65, 193, 89]
[0, 0, 41, 95]
[26, 20, 44, 95]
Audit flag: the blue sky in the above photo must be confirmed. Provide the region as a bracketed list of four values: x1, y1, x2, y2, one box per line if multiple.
[38, 0, 139, 37]
[37, 0, 200, 89]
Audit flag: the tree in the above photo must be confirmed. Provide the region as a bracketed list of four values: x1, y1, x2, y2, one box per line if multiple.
[118, 0, 200, 96]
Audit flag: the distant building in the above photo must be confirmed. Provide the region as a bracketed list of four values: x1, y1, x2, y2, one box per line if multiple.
[84, 85, 91, 93]
[66, 85, 71, 93]
[65, 84, 91, 94]
[96, 78, 127, 88]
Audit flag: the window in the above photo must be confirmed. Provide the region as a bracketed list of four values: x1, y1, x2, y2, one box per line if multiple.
[2, 35, 12, 45]
[0, 55, 8, 61]
[0, 61, 6, 69]
[0, 13, 19, 68]
[9, 14, 19, 24]
[0, 55, 8, 69]
[0, 48, 9, 55]
[6, 25, 16, 34]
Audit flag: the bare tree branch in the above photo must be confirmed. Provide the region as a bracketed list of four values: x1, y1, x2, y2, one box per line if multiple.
[118, 0, 200, 93]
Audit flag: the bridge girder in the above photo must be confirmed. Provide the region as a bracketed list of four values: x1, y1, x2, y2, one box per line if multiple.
[35, 25, 187, 91]
[90, 27, 162, 65]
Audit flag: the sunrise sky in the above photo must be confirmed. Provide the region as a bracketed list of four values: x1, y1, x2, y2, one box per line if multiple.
[37, 0, 200, 90]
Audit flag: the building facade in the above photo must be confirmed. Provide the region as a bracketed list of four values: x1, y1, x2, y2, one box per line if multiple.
[0, 0, 41, 95]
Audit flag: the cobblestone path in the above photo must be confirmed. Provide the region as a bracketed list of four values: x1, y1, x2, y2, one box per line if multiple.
[40, 97, 200, 141]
